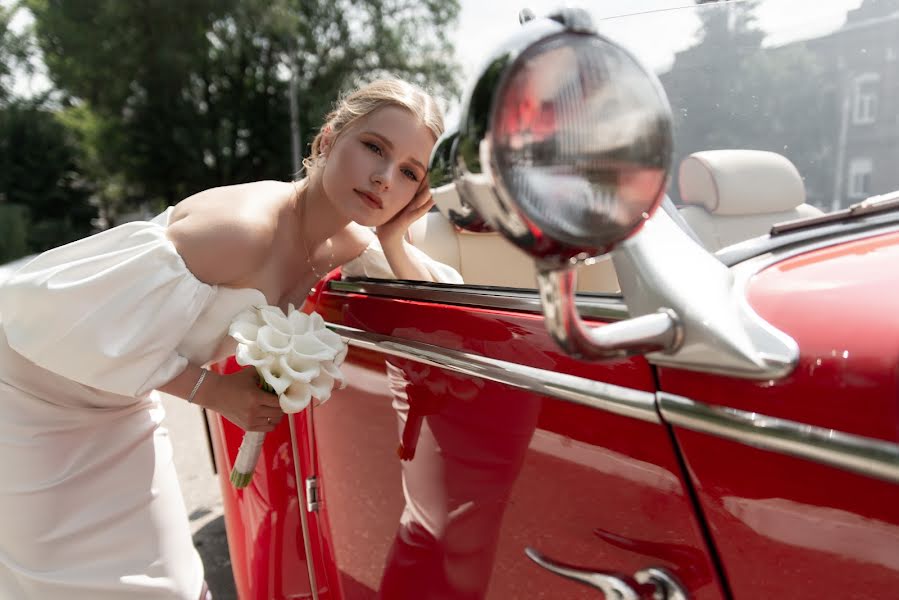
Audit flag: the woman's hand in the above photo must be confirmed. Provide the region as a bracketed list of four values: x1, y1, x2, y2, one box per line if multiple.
[196, 367, 284, 432]
[375, 180, 435, 248]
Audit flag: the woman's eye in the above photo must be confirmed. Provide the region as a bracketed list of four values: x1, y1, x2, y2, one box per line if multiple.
[402, 168, 419, 182]
[364, 141, 382, 155]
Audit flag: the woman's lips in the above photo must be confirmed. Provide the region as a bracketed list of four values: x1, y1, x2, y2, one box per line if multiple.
[355, 190, 383, 209]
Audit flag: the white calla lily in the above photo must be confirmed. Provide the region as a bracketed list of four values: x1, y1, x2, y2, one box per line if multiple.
[309, 370, 335, 402]
[290, 332, 338, 360]
[256, 325, 292, 354]
[259, 305, 291, 331]
[287, 308, 312, 335]
[229, 305, 348, 489]
[258, 362, 292, 396]
[279, 352, 321, 383]
[280, 381, 313, 413]
[321, 359, 346, 388]
[228, 309, 263, 344]
[235, 342, 273, 368]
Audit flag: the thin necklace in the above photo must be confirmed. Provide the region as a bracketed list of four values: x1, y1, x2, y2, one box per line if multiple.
[297, 181, 335, 283]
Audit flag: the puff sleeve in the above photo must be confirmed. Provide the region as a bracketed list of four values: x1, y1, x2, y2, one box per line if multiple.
[341, 237, 463, 284]
[0, 221, 216, 398]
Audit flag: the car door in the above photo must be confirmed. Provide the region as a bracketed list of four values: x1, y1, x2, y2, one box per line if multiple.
[656, 229, 899, 600]
[304, 263, 726, 599]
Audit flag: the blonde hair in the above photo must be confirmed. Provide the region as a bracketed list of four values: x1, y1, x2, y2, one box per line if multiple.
[302, 78, 444, 175]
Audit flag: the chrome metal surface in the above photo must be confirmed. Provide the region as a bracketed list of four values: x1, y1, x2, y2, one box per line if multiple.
[546, 7, 597, 33]
[454, 16, 672, 265]
[525, 547, 638, 600]
[634, 567, 689, 600]
[660, 393, 899, 485]
[537, 267, 681, 359]
[717, 206, 899, 266]
[330, 278, 630, 321]
[288, 417, 319, 600]
[327, 323, 660, 424]
[769, 188, 899, 235]
[613, 208, 799, 380]
[305, 476, 320, 513]
[429, 129, 494, 233]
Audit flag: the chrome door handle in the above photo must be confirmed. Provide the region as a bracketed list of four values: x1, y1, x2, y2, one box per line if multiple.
[525, 547, 689, 600]
[635, 567, 688, 600]
[525, 547, 639, 599]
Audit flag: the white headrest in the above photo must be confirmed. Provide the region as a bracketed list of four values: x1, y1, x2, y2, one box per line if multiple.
[678, 150, 805, 215]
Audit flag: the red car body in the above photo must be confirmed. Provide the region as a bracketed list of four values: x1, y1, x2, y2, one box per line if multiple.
[205, 3, 899, 598]
[206, 225, 899, 600]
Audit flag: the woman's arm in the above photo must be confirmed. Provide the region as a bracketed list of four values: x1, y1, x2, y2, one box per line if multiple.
[163, 204, 284, 431]
[158, 364, 283, 432]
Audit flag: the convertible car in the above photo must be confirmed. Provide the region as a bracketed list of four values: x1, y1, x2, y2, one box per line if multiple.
[205, 2, 899, 598]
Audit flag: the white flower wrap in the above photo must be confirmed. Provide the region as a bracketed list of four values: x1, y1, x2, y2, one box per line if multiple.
[226, 304, 347, 488]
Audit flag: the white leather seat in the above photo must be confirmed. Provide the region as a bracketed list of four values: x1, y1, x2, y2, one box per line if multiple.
[408, 185, 620, 293]
[677, 150, 823, 252]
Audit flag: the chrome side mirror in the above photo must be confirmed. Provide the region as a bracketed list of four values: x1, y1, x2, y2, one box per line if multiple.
[432, 9, 682, 359]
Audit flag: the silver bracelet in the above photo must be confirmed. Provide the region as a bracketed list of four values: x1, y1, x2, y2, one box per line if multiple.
[187, 369, 208, 404]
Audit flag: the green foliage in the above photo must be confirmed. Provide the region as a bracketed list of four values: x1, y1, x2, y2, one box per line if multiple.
[0, 3, 32, 106]
[0, 100, 95, 255]
[25, 0, 462, 212]
[0, 203, 29, 263]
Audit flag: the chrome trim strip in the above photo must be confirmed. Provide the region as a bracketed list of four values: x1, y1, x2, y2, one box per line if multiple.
[328, 323, 659, 424]
[717, 213, 899, 267]
[330, 278, 629, 321]
[659, 393, 899, 485]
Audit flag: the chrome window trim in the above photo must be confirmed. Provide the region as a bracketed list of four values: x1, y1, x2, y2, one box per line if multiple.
[717, 211, 899, 267]
[327, 323, 659, 424]
[660, 392, 899, 485]
[330, 279, 629, 321]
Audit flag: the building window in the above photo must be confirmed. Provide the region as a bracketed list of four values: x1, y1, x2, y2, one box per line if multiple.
[848, 158, 873, 199]
[852, 74, 879, 124]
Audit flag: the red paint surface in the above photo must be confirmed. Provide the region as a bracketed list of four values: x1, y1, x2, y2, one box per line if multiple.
[659, 230, 899, 600]
[310, 289, 725, 599]
[206, 282, 334, 600]
[208, 358, 315, 600]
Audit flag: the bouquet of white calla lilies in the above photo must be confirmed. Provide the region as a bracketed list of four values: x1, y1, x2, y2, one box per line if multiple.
[227, 304, 347, 488]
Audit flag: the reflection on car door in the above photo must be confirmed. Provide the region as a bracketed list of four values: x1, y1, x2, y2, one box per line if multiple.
[308, 280, 727, 599]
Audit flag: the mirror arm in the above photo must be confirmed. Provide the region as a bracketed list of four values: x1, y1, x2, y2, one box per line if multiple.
[536, 267, 683, 360]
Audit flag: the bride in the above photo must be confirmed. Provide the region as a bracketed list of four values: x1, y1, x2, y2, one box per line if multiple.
[0, 78, 460, 599]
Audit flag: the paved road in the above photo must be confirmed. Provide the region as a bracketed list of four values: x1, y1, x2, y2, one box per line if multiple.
[161, 393, 238, 600]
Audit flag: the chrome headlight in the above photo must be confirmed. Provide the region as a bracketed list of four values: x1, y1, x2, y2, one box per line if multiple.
[451, 10, 673, 265]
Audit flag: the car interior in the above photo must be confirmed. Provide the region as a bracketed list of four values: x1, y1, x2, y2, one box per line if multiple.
[405, 149, 824, 293]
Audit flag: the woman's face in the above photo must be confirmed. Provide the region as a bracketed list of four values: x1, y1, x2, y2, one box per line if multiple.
[320, 105, 436, 227]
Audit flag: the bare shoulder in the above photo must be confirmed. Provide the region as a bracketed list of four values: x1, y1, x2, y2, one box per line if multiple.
[167, 181, 291, 286]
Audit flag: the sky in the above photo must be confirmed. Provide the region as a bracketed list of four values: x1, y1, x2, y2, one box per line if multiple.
[7, 0, 865, 121]
[444, 0, 864, 124]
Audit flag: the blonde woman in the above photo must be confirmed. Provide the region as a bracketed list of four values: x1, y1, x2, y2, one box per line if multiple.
[0, 78, 461, 600]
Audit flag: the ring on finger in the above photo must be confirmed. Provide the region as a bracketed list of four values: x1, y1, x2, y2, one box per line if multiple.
[266, 417, 272, 425]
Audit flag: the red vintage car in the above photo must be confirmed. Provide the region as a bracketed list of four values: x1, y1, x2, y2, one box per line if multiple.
[205, 3, 899, 599]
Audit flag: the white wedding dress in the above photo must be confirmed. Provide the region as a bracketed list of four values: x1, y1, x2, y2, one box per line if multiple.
[0, 207, 461, 599]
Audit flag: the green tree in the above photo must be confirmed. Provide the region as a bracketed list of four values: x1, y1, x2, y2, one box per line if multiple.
[0, 203, 29, 263]
[27, 0, 461, 216]
[1, 2, 31, 106]
[660, 0, 838, 208]
[0, 100, 95, 256]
